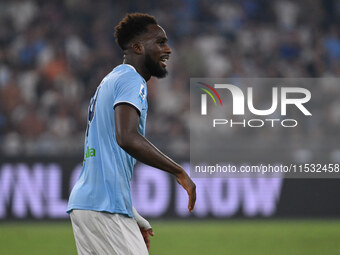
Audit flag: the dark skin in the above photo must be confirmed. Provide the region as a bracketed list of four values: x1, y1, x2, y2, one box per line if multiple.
[114, 24, 196, 250]
[123, 24, 170, 81]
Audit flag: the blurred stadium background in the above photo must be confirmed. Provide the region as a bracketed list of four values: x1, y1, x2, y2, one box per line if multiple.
[1, 0, 340, 254]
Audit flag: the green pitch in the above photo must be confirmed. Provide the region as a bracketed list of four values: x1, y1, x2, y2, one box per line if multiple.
[0, 220, 339, 255]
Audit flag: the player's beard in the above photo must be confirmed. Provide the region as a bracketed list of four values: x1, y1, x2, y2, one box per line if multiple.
[145, 53, 168, 78]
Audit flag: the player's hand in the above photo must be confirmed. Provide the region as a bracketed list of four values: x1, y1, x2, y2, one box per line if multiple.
[176, 170, 196, 212]
[139, 227, 154, 251]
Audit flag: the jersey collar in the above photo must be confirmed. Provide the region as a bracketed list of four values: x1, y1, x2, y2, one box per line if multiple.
[124, 64, 137, 72]
[123, 64, 146, 83]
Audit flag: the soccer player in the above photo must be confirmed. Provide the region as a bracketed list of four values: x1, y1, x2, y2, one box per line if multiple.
[67, 13, 196, 255]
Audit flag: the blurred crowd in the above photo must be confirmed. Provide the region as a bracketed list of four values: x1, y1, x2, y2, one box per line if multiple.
[0, 0, 339, 158]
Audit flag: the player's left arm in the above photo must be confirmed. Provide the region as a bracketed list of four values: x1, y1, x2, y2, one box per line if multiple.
[133, 206, 154, 250]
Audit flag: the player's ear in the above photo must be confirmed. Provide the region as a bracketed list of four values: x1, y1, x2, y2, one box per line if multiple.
[132, 42, 144, 55]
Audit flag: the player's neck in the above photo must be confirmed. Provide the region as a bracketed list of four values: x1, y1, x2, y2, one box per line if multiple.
[123, 58, 150, 82]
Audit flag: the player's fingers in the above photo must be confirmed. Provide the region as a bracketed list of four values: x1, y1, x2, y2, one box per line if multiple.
[188, 184, 196, 212]
[148, 229, 155, 236]
[188, 193, 196, 212]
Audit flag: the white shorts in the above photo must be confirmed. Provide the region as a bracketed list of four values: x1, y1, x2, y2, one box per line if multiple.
[70, 210, 148, 255]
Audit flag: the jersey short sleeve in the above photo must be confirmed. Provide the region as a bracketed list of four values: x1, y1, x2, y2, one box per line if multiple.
[113, 73, 146, 115]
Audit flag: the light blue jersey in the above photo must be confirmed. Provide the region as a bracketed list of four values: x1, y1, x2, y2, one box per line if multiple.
[67, 64, 147, 218]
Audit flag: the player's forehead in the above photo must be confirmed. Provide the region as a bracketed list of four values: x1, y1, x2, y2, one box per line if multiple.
[142, 24, 168, 42]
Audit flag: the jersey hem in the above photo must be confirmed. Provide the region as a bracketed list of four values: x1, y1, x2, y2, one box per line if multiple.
[67, 205, 134, 218]
[113, 101, 141, 115]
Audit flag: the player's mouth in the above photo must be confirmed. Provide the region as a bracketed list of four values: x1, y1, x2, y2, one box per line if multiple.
[160, 55, 169, 68]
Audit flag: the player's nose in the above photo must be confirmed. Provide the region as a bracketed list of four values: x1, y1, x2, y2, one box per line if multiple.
[164, 44, 172, 55]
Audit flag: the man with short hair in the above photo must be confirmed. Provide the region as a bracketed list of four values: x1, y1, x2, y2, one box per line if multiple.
[67, 13, 196, 255]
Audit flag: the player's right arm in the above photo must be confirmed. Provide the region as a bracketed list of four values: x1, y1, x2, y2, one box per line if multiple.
[114, 104, 196, 212]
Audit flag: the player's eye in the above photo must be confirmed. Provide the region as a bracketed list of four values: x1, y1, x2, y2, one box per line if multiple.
[158, 40, 166, 45]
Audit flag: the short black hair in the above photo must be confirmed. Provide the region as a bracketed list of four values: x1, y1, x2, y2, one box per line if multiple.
[114, 13, 157, 50]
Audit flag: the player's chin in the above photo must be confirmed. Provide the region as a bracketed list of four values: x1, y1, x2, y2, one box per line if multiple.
[152, 66, 168, 78]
